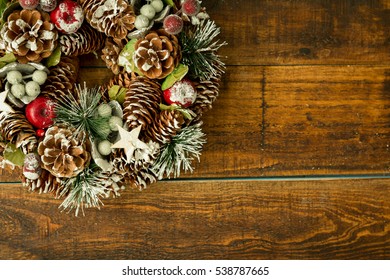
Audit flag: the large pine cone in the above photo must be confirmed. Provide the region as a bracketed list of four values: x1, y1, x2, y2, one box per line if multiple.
[123, 77, 162, 131]
[0, 111, 37, 153]
[79, 0, 135, 40]
[37, 126, 91, 178]
[101, 37, 128, 75]
[41, 56, 80, 102]
[23, 169, 62, 196]
[134, 30, 181, 79]
[146, 110, 184, 144]
[1, 9, 58, 63]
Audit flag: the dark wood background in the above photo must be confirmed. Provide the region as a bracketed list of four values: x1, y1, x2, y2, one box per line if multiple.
[1, 0, 389, 259]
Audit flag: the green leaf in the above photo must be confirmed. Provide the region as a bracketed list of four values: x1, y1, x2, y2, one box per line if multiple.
[0, 0, 8, 18]
[1, 2, 20, 23]
[108, 85, 127, 104]
[163, 0, 176, 8]
[3, 143, 25, 166]
[161, 64, 189, 90]
[45, 47, 62, 68]
[159, 103, 195, 120]
[118, 38, 138, 73]
[0, 52, 16, 67]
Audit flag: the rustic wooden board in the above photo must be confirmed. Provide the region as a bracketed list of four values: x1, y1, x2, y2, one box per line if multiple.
[0, 179, 388, 259]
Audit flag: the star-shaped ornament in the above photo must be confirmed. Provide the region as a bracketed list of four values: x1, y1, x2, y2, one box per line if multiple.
[111, 125, 151, 163]
[0, 90, 14, 114]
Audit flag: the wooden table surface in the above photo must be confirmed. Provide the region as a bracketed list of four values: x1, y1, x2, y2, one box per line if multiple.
[1, 0, 390, 259]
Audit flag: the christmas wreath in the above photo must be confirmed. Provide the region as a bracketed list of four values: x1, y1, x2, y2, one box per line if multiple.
[0, 0, 225, 215]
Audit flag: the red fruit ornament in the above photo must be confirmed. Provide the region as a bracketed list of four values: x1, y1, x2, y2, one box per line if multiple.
[163, 15, 183, 35]
[182, 0, 201, 16]
[163, 78, 197, 108]
[19, 0, 39, 9]
[50, 0, 84, 34]
[25, 96, 56, 129]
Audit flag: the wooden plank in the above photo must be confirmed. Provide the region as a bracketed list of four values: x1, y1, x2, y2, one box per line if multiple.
[0, 179, 389, 259]
[207, 0, 390, 65]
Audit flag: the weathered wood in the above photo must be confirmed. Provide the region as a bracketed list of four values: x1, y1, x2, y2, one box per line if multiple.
[0, 179, 388, 259]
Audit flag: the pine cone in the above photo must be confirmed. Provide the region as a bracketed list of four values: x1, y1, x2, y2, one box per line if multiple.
[127, 169, 157, 190]
[190, 69, 223, 123]
[123, 77, 162, 131]
[79, 0, 135, 39]
[0, 111, 37, 153]
[41, 56, 80, 102]
[1, 9, 58, 63]
[134, 29, 181, 79]
[146, 110, 184, 144]
[108, 72, 137, 89]
[23, 169, 62, 195]
[37, 126, 91, 178]
[101, 37, 128, 75]
[60, 23, 105, 57]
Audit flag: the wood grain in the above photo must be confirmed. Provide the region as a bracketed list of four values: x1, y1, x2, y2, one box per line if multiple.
[0, 180, 388, 259]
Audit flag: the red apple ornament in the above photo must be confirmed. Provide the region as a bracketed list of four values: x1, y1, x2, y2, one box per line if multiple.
[25, 96, 56, 129]
[50, 0, 84, 34]
[163, 78, 197, 108]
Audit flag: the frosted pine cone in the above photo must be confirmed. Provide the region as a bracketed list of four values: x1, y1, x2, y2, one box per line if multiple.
[101, 37, 128, 75]
[23, 169, 62, 195]
[37, 126, 91, 178]
[1, 9, 58, 63]
[134, 30, 181, 79]
[146, 110, 184, 144]
[60, 23, 105, 57]
[79, 0, 135, 39]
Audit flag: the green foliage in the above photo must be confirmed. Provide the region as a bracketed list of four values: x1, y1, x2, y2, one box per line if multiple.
[55, 84, 111, 140]
[151, 124, 206, 179]
[180, 20, 226, 81]
[45, 47, 62, 68]
[3, 143, 25, 166]
[108, 85, 127, 104]
[0, 52, 16, 68]
[161, 64, 189, 90]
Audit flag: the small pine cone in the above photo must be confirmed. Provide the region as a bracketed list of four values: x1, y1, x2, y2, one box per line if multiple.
[101, 37, 128, 75]
[123, 77, 162, 131]
[37, 126, 91, 178]
[22, 169, 62, 196]
[1, 9, 58, 63]
[60, 23, 105, 57]
[190, 70, 223, 123]
[41, 56, 80, 102]
[146, 110, 184, 144]
[134, 30, 181, 79]
[0, 111, 37, 153]
[127, 169, 157, 190]
[79, 0, 135, 39]
[108, 72, 137, 89]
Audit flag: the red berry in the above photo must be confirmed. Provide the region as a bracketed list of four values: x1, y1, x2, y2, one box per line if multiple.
[36, 129, 45, 137]
[163, 15, 183, 35]
[19, 0, 39, 9]
[182, 0, 200, 16]
[163, 78, 197, 108]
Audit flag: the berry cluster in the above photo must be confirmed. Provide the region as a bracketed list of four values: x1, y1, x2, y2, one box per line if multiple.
[134, 0, 165, 30]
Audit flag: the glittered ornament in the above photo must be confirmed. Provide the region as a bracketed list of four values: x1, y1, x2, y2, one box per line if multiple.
[163, 78, 197, 108]
[23, 153, 42, 180]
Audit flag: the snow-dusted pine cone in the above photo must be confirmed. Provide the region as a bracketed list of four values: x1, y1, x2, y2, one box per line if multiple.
[101, 37, 128, 75]
[146, 110, 184, 144]
[79, 0, 135, 39]
[0, 9, 58, 63]
[22, 169, 62, 195]
[134, 29, 181, 79]
[60, 23, 105, 56]
[37, 126, 91, 178]
[123, 77, 162, 131]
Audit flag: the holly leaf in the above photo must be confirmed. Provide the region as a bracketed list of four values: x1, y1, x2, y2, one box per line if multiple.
[3, 143, 25, 167]
[108, 85, 127, 104]
[163, 0, 176, 8]
[161, 64, 189, 90]
[45, 47, 62, 68]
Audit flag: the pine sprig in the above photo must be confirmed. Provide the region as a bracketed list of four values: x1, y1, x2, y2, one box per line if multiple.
[55, 84, 111, 140]
[180, 19, 226, 81]
[58, 167, 110, 216]
[151, 123, 206, 179]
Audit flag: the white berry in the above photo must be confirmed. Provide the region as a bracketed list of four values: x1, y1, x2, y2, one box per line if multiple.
[109, 116, 123, 131]
[151, 0, 164, 13]
[6, 71, 23, 85]
[25, 81, 41, 97]
[140, 4, 156, 19]
[97, 103, 112, 117]
[11, 84, 25, 98]
[98, 140, 112, 156]
[32, 70, 48, 85]
[134, 15, 150, 29]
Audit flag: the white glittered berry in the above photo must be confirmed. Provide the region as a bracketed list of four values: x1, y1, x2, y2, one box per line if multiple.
[40, 0, 58, 12]
[25, 81, 41, 97]
[134, 15, 150, 29]
[109, 116, 123, 131]
[6, 71, 23, 85]
[151, 0, 164, 13]
[140, 4, 156, 20]
[98, 140, 112, 156]
[32, 70, 48, 85]
[97, 103, 112, 117]
[11, 84, 26, 99]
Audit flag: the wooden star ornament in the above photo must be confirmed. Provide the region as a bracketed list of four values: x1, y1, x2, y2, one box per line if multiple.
[0, 90, 14, 114]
